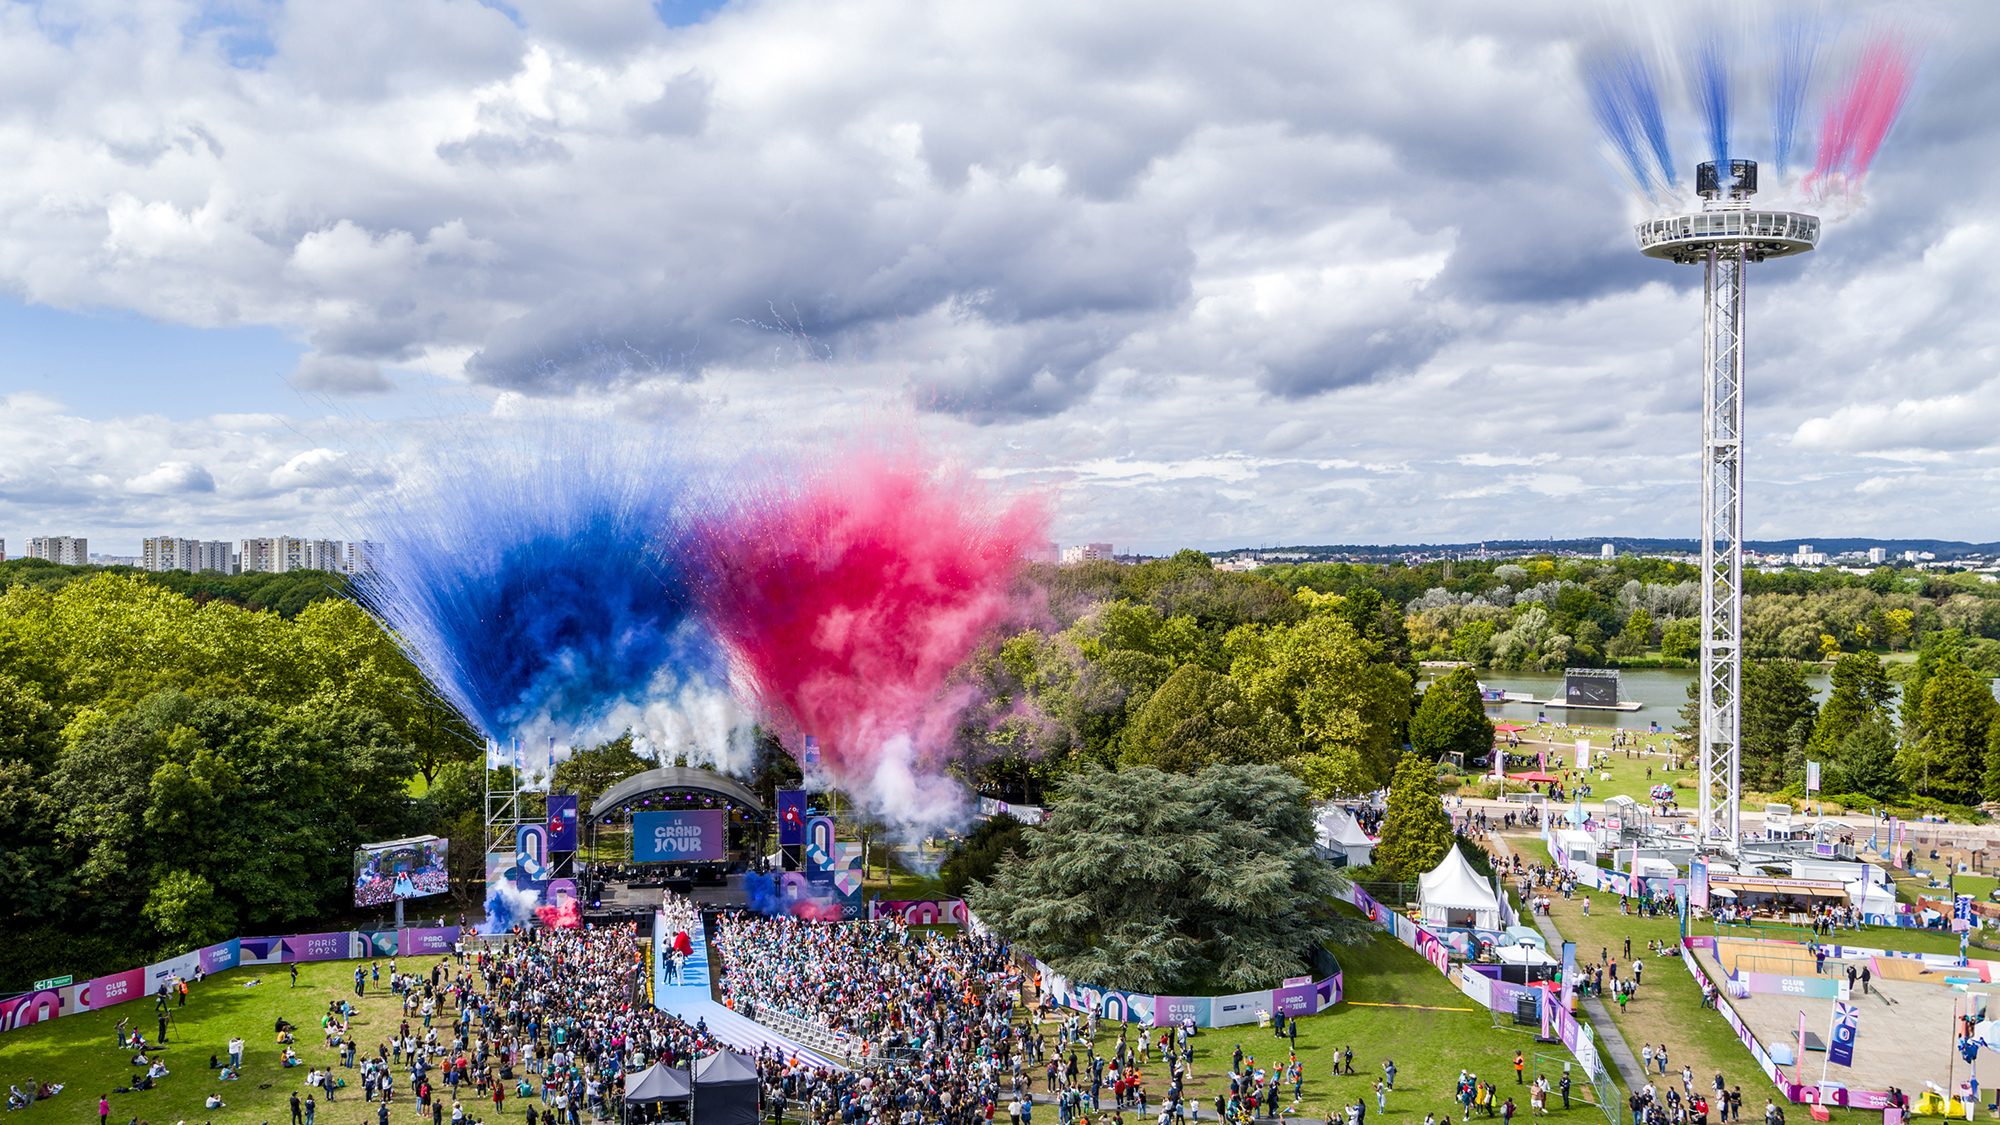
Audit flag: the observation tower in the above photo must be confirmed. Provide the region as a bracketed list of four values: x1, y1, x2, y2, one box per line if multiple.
[1636, 160, 1818, 851]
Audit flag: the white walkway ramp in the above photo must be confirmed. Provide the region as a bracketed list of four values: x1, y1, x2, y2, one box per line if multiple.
[651, 908, 844, 1070]
[658, 996, 845, 1070]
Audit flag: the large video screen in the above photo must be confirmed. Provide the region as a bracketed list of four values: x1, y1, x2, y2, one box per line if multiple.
[632, 810, 728, 863]
[354, 836, 449, 907]
[1564, 669, 1621, 707]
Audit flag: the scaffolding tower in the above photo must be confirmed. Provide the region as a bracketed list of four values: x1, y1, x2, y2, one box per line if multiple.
[1636, 159, 1818, 851]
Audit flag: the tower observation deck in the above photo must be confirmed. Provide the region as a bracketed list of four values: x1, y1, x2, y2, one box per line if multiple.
[1637, 159, 1818, 851]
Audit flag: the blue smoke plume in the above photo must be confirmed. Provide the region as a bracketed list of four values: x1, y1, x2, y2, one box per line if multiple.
[1583, 44, 1676, 195]
[356, 430, 730, 755]
[1690, 34, 1733, 173]
[743, 872, 786, 916]
[1770, 16, 1822, 178]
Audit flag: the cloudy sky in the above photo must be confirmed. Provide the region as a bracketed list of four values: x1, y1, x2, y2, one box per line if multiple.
[0, 0, 1993, 557]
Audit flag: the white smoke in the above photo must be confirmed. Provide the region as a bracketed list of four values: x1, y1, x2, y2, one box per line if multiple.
[506, 666, 759, 781]
[854, 733, 971, 843]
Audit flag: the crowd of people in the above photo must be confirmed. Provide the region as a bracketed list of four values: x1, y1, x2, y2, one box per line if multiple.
[266, 923, 739, 1125]
[712, 911, 1020, 1058]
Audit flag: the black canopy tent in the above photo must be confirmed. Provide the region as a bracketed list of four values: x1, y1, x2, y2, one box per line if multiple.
[624, 1062, 692, 1125]
[692, 1049, 760, 1125]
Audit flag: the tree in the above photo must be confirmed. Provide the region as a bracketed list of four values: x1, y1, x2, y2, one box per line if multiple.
[550, 732, 653, 811]
[1740, 661, 1818, 791]
[1120, 664, 1288, 773]
[938, 813, 1026, 898]
[1409, 667, 1493, 763]
[1375, 752, 1454, 881]
[1660, 618, 1699, 661]
[967, 764, 1358, 994]
[1624, 609, 1654, 646]
[1807, 652, 1895, 759]
[1908, 659, 1997, 801]
[141, 869, 235, 952]
[1834, 717, 1901, 801]
[1226, 591, 1412, 797]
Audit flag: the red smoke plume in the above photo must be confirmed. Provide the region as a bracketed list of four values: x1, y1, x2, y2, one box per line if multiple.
[705, 446, 1047, 820]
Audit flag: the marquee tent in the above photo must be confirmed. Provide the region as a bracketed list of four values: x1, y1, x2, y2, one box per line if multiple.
[1314, 806, 1374, 866]
[625, 1063, 692, 1104]
[1419, 846, 1503, 930]
[1846, 878, 1898, 918]
[692, 1049, 760, 1125]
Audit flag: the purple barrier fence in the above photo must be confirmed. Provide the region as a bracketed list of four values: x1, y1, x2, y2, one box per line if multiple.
[0, 927, 459, 1035]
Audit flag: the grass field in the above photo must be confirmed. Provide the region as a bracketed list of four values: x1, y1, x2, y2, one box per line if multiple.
[1, 957, 465, 1125]
[1051, 913, 1615, 1125]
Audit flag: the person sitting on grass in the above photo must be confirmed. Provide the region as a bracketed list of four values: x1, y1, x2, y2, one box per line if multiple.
[146, 1060, 169, 1081]
[218, 1065, 240, 1082]
[207, 1094, 227, 1110]
[283, 1046, 302, 1068]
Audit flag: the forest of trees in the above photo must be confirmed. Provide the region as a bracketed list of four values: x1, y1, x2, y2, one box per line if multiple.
[0, 568, 482, 990]
[8, 549, 2000, 988]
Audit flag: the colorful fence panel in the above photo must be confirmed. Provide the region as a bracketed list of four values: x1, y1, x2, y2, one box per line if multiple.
[868, 899, 970, 924]
[0, 927, 458, 1038]
[1034, 957, 1342, 1028]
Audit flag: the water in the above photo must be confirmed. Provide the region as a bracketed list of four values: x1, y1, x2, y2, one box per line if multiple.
[1422, 668, 1838, 733]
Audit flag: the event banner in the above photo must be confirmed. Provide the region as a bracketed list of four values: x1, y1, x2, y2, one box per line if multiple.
[804, 814, 835, 874]
[869, 899, 969, 924]
[400, 927, 459, 956]
[1690, 856, 1710, 910]
[632, 810, 728, 863]
[145, 949, 201, 995]
[0, 988, 60, 1030]
[199, 940, 241, 975]
[79, 967, 144, 1012]
[1154, 996, 1211, 1027]
[1828, 997, 1860, 1067]
[547, 794, 579, 851]
[362, 930, 399, 957]
[1271, 982, 1316, 1016]
[777, 789, 806, 846]
[238, 937, 286, 965]
[283, 932, 354, 962]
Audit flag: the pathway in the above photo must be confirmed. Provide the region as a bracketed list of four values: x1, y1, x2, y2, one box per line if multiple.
[1490, 833, 1649, 1097]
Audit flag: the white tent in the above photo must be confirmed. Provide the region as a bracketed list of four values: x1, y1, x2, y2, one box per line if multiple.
[1846, 878, 1897, 918]
[1315, 806, 1374, 866]
[1495, 943, 1558, 966]
[1419, 846, 1503, 930]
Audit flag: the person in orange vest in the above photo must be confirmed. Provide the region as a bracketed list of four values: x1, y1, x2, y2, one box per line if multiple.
[1514, 1052, 1525, 1084]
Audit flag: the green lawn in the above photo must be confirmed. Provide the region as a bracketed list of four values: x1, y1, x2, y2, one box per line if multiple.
[1054, 912, 1612, 1125]
[1, 957, 457, 1125]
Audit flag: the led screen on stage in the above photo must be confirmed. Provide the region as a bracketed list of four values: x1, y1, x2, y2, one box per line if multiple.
[354, 836, 450, 907]
[632, 810, 728, 863]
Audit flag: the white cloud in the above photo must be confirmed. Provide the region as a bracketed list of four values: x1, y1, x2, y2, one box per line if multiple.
[126, 461, 217, 494]
[0, 0, 1996, 551]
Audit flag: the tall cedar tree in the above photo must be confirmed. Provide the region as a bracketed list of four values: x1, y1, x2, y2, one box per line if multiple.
[968, 764, 1360, 994]
[1410, 667, 1494, 762]
[1808, 652, 1895, 759]
[1375, 752, 1454, 881]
